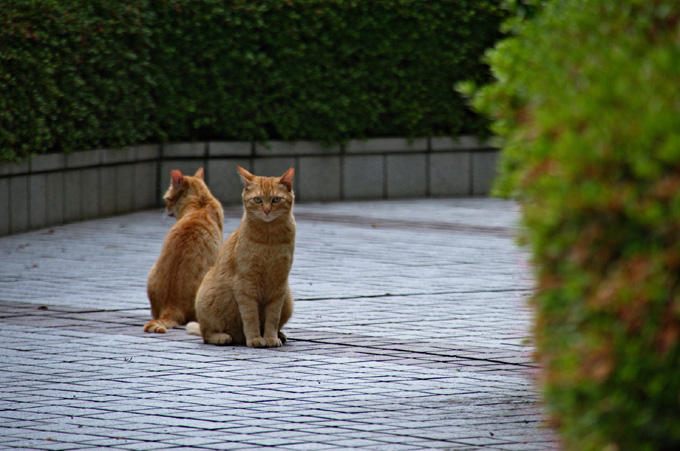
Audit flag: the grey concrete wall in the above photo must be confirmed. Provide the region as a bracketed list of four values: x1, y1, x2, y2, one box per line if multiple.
[0, 146, 160, 236]
[0, 137, 498, 236]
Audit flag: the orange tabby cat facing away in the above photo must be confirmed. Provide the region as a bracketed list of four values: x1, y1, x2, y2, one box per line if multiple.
[187, 166, 295, 347]
[145, 168, 224, 333]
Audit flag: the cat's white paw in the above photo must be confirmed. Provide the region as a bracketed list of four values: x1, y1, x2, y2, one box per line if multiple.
[186, 322, 201, 336]
[247, 337, 267, 348]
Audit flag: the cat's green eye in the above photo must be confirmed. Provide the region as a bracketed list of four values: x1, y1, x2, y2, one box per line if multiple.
[272, 197, 282, 204]
[253, 197, 263, 204]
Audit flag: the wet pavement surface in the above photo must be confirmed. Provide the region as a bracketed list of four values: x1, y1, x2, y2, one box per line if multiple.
[0, 198, 559, 450]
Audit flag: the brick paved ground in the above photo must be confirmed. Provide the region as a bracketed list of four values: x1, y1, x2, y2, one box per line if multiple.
[0, 198, 560, 450]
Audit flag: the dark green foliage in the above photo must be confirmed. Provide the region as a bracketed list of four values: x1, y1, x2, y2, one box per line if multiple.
[1, 0, 156, 162]
[0, 0, 505, 163]
[466, 0, 680, 449]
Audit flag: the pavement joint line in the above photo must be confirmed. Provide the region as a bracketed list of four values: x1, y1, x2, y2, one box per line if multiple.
[295, 288, 533, 302]
[293, 212, 517, 238]
[10, 287, 532, 312]
[287, 338, 537, 369]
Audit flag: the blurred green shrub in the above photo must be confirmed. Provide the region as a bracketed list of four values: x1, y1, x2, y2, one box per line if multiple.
[0, 0, 505, 163]
[465, 0, 680, 448]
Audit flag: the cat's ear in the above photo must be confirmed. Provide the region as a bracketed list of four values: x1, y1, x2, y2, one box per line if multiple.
[194, 167, 204, 179]
[237, 166, 255, 187]
[279, 168, 295, 192]
[171, 170, 183, 190]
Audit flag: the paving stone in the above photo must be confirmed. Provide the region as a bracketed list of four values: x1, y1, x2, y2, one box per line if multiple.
[0, 198, 558, 450]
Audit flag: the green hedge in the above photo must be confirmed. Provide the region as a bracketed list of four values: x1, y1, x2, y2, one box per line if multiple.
[0, 0, 156, 162]
[467, 0, 680, 449]
[0, 0, 506, 163]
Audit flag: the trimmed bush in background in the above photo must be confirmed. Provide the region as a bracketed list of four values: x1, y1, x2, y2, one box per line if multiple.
[0, 0, 156, 163]
[0, 0, 505, 163]
[466, 0, 680, 448]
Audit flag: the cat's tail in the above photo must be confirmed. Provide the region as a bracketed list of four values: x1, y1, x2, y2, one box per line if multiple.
[186, 321, 201, 336]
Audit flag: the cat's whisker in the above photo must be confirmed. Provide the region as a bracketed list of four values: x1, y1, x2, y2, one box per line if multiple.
[161, 209, 173, 221]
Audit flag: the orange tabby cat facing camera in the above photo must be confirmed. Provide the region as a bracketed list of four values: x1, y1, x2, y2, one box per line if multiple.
[187, 166, 295, 347]
[145, 168, 224, 333]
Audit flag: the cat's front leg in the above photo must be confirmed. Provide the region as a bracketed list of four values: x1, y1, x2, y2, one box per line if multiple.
[247, 336, 266, 347]
[262, 294, 285, 348]
[235, 291, 266, 347]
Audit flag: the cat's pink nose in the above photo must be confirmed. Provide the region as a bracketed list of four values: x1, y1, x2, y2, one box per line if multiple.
[263, 208, 271, 215]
